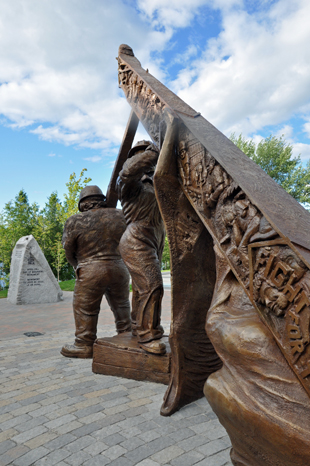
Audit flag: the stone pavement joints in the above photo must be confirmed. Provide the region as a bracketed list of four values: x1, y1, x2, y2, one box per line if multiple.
[0, 324, 233, 465]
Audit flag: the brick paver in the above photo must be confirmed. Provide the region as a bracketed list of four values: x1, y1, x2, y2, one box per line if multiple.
[0, 290, 232, 465]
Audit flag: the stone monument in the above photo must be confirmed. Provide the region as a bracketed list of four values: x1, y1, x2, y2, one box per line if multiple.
[8, 235, 63, 304]
[111, 44, 310, 466]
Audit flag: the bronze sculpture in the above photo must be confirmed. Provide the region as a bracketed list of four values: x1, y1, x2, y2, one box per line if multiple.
[61, 185, 131, 358]
[117, 141, 166, 355]
[205, 245, 310, 466]
[116, 44, 310, 465]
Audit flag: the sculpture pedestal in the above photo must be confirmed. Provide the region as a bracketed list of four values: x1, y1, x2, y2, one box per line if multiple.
[92, 332, 171, 385]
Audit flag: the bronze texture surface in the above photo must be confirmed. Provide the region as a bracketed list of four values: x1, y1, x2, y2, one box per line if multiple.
[62, 199, 131, 356]
[117, 44, 310, 464]
[93, 333, 171, 384]
[117, 143, 166, 352]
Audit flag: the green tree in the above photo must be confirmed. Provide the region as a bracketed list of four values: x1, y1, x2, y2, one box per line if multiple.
[161, 236, 170, 270]
[231, 133, 310, 205]
[57, 169, 92, 280]
[61, 168, 92, 220]
[50, 232, 67, 282]
[35, 170, 92, 281]
[0, 189, 39, 283]
[0, 170, 92, 286]
[33, 192, 65, 279]
[0, 224, 9, 288]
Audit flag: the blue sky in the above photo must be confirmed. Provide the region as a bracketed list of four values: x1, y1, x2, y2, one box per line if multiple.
[1, 0, 310, 211]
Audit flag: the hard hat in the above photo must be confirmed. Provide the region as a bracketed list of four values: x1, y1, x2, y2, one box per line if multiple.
[127, 140, 152, 159]
[78, 185, 106, 210]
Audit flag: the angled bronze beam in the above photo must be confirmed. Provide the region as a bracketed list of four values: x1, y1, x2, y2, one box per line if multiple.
[118, 45, 310, 257]
[117, 44, 310, 415]
[106, 109, 139, 207]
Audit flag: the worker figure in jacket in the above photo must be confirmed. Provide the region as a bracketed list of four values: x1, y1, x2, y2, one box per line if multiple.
[117, 141, 166, 355]
[61, 185, 131, 358]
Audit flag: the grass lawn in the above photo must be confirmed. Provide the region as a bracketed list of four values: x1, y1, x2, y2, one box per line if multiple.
[0, 282, 76, 297]
[59, 280, 133, 292]
[59, 279, 76, 291]
[0, 289, 8, 299]
[1, 271, 171, 297]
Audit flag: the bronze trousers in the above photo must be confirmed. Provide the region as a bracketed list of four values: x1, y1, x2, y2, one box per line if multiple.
[73, 259, 131, 346]
[119, 226, 164, 344]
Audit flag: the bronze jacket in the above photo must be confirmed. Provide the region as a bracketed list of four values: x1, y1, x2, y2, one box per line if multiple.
[62, 207, 127, 268]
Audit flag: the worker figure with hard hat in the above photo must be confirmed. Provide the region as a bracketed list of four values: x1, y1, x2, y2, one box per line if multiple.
[117, 141, 166, 355]
[61, 185, 131, 358]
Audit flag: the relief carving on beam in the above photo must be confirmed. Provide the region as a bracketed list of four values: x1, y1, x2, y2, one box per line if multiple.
[119, 52, 310, 395]
[177, 124, 310, 392]
[249, 242, 310, 382]
[174, 209, 204, 261]
[118, 57, 165, 146]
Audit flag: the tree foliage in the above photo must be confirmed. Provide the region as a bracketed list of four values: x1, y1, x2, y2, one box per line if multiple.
[231, 133, 310, 205]
[61, 169, 92, 220]
[2, 134, 310, 286]
[50, 232, 67, 282]
[0, 169, 91, 287]
[161, 236, 170, 270]
[0, 190, 39, 286]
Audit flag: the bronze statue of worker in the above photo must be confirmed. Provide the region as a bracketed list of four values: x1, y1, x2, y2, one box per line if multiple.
[117, 141, 166, 355]
[61, 185, 131, 358]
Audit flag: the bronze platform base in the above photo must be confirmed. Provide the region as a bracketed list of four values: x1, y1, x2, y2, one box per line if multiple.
[92, 332, 171, 385]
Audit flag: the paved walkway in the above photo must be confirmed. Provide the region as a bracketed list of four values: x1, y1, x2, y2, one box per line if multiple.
[161, 273, 171, 290]
[0, 290, 233, 466]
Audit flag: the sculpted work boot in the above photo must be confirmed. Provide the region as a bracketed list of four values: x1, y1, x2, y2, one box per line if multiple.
[139, 339, 166, 355]
[61, 310, 98, 358]
[60, 342, 93, 358]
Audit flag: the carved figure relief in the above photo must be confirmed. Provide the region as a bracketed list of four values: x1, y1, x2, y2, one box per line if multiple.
[173, 122, 310, 395]
[118, 57, 165, 146]
[249, 241, 310, 384]
[118, 43, 310, 465]
[119, 44, 310, 398]
[174, 209, 204, 260]
[205, 245, 310, 466]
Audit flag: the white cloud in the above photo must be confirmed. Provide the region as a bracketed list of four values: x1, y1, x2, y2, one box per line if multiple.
[276, 125, 294, 140]
[292, 142, 310, 162]
[0, 0, 309, 163]
[0, 0, 179, 153]
[170, 44, 199, 67]
[172, 0, 310, 141]
[83, 156, 102, 163]
[137, 0, 206, 29]
[251, 134, 264, 146]
[47, 152, 56, 157]
[303, 119, 310, 139]
[137, 0, 240, 30]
